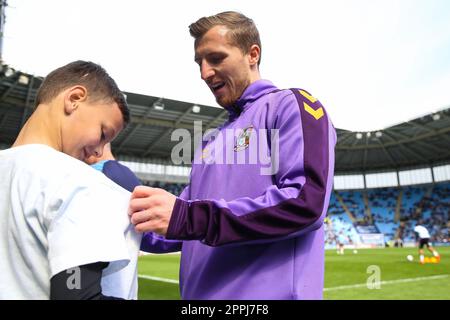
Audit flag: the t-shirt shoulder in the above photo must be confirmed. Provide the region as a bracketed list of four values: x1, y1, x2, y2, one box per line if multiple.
[3, 144, 125, 194]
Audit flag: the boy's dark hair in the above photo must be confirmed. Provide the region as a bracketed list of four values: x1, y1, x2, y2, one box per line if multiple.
[35, 60, 130, 125]
[189, 11, 262, 66]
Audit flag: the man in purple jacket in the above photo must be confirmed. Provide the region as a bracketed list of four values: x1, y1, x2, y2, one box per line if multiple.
[130, 11, 336, 299]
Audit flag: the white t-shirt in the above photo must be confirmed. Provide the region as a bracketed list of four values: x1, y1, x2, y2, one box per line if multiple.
[0, 144, 142, 299]
[414, 225, 430, 239]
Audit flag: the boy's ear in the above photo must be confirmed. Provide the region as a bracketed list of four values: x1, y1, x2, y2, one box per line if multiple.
[64, 85, 88, 115]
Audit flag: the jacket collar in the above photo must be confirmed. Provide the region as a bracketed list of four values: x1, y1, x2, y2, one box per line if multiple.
[226, 79, 277, 119]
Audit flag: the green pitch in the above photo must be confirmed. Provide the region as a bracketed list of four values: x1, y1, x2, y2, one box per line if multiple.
[137, 247, 450, 300]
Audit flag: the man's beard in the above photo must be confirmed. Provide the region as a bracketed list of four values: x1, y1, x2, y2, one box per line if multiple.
[216, 78, 249, 108]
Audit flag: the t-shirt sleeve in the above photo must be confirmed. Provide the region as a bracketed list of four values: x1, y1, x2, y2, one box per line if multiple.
[45, 172, 134, 278]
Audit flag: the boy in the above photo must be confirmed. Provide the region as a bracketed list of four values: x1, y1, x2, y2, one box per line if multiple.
[0, 61, 141, 299]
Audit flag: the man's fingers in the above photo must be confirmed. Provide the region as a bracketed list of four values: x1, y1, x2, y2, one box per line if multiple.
[131, 186, 165, 199]
[129, 196, 157, 214]
[135, 220, 159, 234]
[130, 209, 153, 225]
[131, 186, 156, 199]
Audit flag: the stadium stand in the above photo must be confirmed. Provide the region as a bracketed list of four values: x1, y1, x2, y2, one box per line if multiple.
[339, 190, 367, 221]
[368, 187, 399, 242]
[325, 193, 361, 249]
[0, 62, 449, 250]
[326, 181, 450, 248]
[143, 180, 186, 197]
[135, 180, 449, 248]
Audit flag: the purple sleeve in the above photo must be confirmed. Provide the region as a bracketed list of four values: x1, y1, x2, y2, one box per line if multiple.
[166, 90, 336, 246]
[140, 232, 182, 253]
[178, 185, 190, 200]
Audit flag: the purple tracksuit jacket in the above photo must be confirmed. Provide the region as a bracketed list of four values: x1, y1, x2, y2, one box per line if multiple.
[164, 80, 336, 299]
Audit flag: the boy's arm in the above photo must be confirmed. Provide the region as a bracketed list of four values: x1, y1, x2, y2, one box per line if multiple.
[50, 262, 124, 300]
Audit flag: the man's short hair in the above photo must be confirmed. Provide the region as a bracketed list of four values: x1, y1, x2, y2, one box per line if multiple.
[189, 11, 262, 66]
[35, 60, 130, 125]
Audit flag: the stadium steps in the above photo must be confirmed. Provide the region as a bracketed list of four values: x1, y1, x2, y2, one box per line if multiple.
[394, 188, 403, 223]
[394, 226, 401, 240]
[363, 191, 373, 224]
[335, 191, 356, 222]
[425, 185, 433, 198]
[416, 185, 434, 218]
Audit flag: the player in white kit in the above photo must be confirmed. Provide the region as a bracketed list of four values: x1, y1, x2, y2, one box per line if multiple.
[414, 223, 440, 264]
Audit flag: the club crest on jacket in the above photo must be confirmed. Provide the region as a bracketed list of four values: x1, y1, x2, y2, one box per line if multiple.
[234, 126, 253, 152]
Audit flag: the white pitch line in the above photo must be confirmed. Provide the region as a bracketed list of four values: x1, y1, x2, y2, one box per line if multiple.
[138, 273, 449, 291]
[323, 274, 448, 291]
[138, 274, 179, 284]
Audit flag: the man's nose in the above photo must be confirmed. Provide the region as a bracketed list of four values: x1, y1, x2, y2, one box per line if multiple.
[200, 61, 215, 81]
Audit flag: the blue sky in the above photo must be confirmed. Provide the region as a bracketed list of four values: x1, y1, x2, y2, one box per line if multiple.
[3, 0, 450, 131]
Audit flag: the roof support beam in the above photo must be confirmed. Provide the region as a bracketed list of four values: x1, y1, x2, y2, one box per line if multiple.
[386, 129, 443, 155]
[338, 131, 357, 145]
[0, 113, 7, 128]
[337, 126, 450, 151]
[172, 109, 229, 158]
[116, 105, 156, 152]
[19, 75, 35, 128]
[205, 110, 228, 130]
[0, 76, 20, 102]
[129, 115, 194, 130]
[376, 139, 397, 168]
[143, 106, 194, 157]
[362, 134, 370, 170]
[382, 131, 428, 163]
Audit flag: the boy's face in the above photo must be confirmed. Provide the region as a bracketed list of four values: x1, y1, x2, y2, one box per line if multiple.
[62, 101, 124, 161]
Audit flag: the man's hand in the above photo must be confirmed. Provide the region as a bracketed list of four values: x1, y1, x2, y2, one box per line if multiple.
[128, 186, 176, 236]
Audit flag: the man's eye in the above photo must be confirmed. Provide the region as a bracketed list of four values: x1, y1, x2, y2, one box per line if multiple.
[101, 132, 106, 140]
[209, 56, 223, 64]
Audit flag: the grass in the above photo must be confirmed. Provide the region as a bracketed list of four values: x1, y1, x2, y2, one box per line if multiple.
[324, 247, 450, 299]
[137, 254, 181, 300]
[137, 247, 450, 300]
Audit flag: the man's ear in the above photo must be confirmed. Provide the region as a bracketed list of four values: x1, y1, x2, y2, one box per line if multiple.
[63, 85, 88, 115]
[248, 44, 261, 67]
